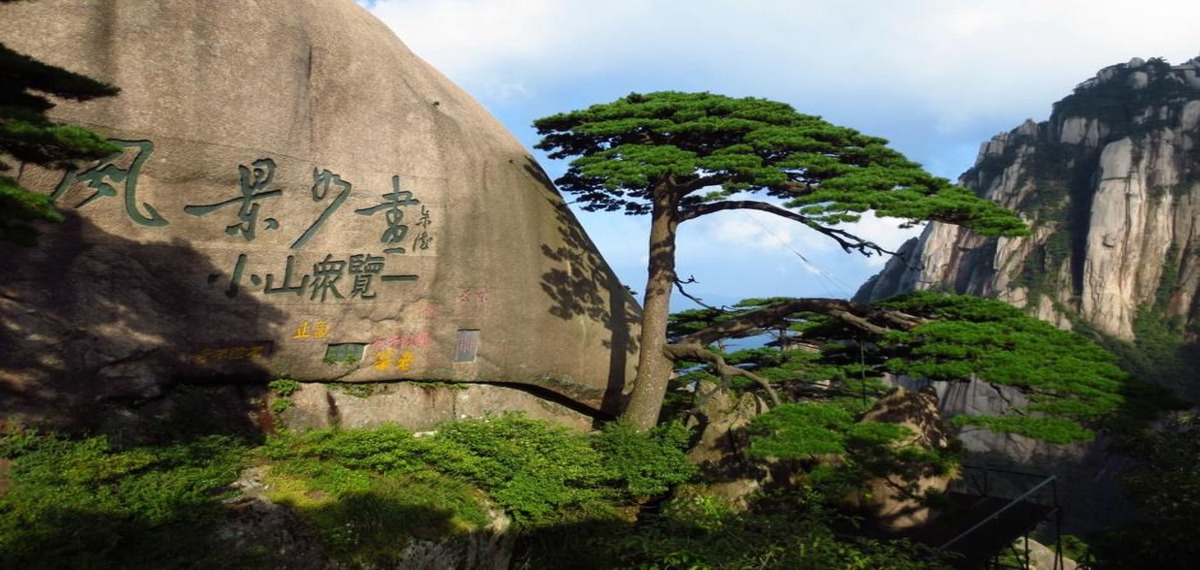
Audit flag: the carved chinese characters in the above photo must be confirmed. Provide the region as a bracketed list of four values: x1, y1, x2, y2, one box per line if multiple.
[51, 144, 435, 304]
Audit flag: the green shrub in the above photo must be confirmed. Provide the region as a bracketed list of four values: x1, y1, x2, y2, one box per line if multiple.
[429, 415, 611, 524]
[591, 420, 697, 498]
[262, 415, 696, 529]
[589, 487, 951, 570]
[268, 378, 302, 396]
[1090, 413, 1200, 568]
[263, 469, 489, 566]
[268, 379, 301, 415]
[269, 397, 294, 414]
[747, 402, 911, 460]
[0, 430, 255, 568]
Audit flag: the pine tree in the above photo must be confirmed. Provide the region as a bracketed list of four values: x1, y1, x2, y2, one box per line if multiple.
[0, 19, 120, 245]
[535, 91, 1028, 428]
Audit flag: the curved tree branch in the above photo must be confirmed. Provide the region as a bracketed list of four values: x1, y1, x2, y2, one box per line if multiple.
[676, 297, 925, 348]
[673, 275, 723, 311]
[678, 174, 727, 194]
[677, 200, 900, 257]
[659, 298, 924, 407]
[665, 342, 782, 406]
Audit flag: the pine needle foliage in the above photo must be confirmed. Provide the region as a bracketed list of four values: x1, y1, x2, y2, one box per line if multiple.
[675, 292, 1141, 443]
[0, 20, 120, 244]
[0, 430, 255, 568]
[873, 292, 1131, 441]
[534, 91, 1027, 234]
[535, 91, 1028, 429]
[262, 415, 696, 528]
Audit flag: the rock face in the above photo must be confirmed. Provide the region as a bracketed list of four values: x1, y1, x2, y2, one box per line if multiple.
[858, 56, 1200, 343]
[886, 374, 1051, 461]
[851, 387, 953, 532]
[684, 382, 771, 510]
[0, 0, 638, 430]
[278, 382, 597, 433]
[855, 57, 1200, 535]
[1023, 538, 1078, 570]
[885, 372, 1138, 535]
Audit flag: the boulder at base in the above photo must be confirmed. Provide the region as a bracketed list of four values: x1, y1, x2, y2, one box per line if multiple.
[850, 387, 954, 532]
[0, 0, 638, 430]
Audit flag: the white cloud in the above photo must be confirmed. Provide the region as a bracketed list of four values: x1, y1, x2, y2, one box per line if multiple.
[369, 0, 1200, 120]
[364, 0, 1200, 300]
[694, 211, 833, 255]
[835, 217, 925, 253]
[367, 1, 1200, 186]
[367, 0, 566, 75]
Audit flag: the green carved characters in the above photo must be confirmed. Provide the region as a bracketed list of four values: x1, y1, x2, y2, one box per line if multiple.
[52, 143, 431, 302]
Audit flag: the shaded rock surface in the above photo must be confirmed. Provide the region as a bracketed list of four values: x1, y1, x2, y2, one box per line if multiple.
[886, 375, 1048, 461]
[280, 381, 597, 432]
[884, 375, 1135, 536]
[849, 387, 953, 532]
[0, 0, 637, 430]
[1006, 537, 1078, 570]
[684, 381, 771, 510]
[224, 466, 514, 569]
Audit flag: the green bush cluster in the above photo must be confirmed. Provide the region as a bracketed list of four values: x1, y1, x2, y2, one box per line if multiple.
[520, 485, 951, 569]
[1089, 413, 1200, 568]
[1, 416, 698, 568]
[267, 378, 301, 414]
[263, 416, 696, 530]
[747, 402, 911, 458]
[743, 400, 957, 508]
[0, 430, 256, 568]
[256, 416, 697, 566]
[267, 378, 301, 396]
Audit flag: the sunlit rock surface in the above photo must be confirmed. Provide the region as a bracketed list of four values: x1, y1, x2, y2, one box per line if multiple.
[0, 0, 638, 429]
[858, 56, 1200, 342]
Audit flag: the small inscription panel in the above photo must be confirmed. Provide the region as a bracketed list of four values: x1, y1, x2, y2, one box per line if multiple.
[193, 342, 273, 364]
[453, 330, 480, 363]
[325, 343, 367, 364]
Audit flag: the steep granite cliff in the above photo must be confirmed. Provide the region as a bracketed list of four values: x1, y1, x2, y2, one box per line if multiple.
[859, 56, 1200, 347]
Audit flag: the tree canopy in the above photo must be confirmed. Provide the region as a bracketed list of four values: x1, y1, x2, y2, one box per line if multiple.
[535, 91, 1026, 243]
[670, 292, 1140, 445]
[535, 91, 1028, 429]
[1, 28, 119, 245]
[1091, 412, 1200, 568]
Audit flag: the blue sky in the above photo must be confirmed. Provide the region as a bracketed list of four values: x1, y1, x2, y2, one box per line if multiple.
[362, 0, 1200, 309]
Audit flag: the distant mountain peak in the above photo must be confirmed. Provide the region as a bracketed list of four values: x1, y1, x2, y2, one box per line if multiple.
[858, 54, 1200, 378]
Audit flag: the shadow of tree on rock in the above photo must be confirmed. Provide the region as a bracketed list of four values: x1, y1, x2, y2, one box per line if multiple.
[524, 159, 641, 417]
[0, 213, 289, 440]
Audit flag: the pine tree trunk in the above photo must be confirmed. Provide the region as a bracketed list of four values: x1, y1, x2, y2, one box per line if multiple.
[622, 191, 679, 430]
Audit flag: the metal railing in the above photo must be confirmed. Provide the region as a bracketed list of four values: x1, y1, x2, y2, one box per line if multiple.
[941, 465, 1064, 570]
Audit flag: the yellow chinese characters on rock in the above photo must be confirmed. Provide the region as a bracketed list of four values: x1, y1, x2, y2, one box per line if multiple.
[373, 348, 414, 372]
[293, 320, 331, 339]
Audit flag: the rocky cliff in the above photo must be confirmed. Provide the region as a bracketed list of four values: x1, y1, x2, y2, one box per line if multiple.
[859, 56, 1200, 347]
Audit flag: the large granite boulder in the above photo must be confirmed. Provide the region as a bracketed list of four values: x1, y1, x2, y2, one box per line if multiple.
[850, 387, 954, 532]
[0, 0, 638, 430]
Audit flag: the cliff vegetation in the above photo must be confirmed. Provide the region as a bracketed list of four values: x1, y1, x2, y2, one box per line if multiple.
[858, 55, 1200, 402]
